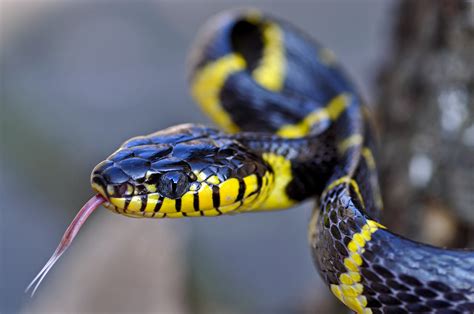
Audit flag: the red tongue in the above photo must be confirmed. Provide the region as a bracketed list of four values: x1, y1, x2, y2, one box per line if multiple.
[25, 194, 106, 297]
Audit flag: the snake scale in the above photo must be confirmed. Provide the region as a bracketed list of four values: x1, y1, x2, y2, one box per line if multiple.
[28, 9, 474, 313]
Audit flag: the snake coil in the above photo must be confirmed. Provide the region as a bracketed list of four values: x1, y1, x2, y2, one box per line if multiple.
[91, 10, 474, 313]
[28, 9, 474, 313]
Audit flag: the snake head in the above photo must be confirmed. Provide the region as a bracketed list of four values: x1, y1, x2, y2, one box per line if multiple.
[91, 124, 272, 218]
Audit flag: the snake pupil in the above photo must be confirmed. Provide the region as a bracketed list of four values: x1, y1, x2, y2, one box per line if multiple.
[159, 171, 190, 199]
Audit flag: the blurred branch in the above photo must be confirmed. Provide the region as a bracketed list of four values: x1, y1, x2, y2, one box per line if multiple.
[377, 0, 474, 247]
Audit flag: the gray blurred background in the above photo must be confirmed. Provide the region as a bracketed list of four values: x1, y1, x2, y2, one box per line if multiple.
[1, 1, 394, 313]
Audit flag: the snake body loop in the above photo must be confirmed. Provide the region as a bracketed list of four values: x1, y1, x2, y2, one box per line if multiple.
[90, 10, 474, 313]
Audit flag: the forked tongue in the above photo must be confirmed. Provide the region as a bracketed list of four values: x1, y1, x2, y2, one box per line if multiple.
[25, 194, 105, 297]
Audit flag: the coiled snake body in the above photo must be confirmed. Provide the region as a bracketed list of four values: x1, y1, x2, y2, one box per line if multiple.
[29, 10, 474, 313]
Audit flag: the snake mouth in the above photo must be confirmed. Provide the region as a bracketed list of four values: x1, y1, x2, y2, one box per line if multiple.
[95, 190, 239, 218]
[91, 172, 271, 218]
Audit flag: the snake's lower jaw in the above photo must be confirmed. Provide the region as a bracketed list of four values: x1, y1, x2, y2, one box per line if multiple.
[103, 194, 247, 219]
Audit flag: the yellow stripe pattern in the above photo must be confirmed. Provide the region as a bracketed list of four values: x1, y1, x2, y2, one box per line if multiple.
[277, 94, 350, 138]
[191, 54, 246, 133]
[191, 18, 285, 133]
[323, 176, 365, 209]
[257, 153, 295, 210]
[338, 134, 363, 153]
[330, 220, 386, 314]
[362, 147, 384, 210]
[238, 171, 274, 211]
[104, 169, 276, 218]
[361, 147, 376, 170]
[252, 22, 285, 91]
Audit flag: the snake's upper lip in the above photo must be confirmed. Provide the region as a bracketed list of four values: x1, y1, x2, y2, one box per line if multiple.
[91, 183, 109, 200]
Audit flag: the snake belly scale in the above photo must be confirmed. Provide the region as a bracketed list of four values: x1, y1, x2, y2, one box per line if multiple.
[72, 10, 474, 313]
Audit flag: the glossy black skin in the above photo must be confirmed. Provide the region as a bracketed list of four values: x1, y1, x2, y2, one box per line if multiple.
[190, 14, 354, 134]
[316, 168, 474, 313]
[188, 10, 474, 312]
[189, 12, 350, 201]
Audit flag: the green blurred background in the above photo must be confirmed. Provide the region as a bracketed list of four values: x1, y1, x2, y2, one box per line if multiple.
[1, 1, 393, 313]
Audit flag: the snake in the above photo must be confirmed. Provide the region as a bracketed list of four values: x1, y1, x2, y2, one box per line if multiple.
[27, 9, 474, 313]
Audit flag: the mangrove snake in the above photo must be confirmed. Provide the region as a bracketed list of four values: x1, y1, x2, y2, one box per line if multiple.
[27, 9, 474, 313]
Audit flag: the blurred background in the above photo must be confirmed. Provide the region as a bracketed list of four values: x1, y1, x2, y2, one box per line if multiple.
[1, 1, 472, 313]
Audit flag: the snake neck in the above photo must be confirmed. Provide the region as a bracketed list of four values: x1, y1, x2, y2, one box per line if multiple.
[227, 129, 337, 210]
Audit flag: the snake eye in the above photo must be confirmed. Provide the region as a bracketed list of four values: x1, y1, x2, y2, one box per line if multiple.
[158, 171, 190, 199]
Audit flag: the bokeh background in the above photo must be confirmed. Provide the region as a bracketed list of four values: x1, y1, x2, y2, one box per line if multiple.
[5, 1, 471, 314]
